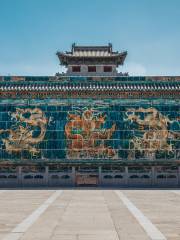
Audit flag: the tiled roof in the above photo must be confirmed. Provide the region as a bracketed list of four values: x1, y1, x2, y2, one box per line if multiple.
[0, 81, 179, 99]
[1, 76, 180, 82]
[58, 50, 127, 58]
[56, 44, 127, 66]
[65, 50, 117, 57]
[0, 82, 179, 91]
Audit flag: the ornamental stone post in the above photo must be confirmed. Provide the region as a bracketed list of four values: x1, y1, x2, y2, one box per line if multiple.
[45, 166, 49, 186]
[125, 166, 128, 185]
[17, 166, 22, 187]
[98, 166, 102, 186]
[178, 166, 180, 187]
[151, 166, 156, 186]
[72, 166, 76, 187]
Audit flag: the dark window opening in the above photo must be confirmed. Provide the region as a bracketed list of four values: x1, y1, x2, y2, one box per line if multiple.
[130, 175, 139, 179]
[34, 175, 44, 179]
[104, 66, 112, 72]
[61, 175, 70, 179]
[72, 66, 81, 72]
[104, 175, 113, 179]
[114, 175, 123, 179]
[88, 66, 96, 72]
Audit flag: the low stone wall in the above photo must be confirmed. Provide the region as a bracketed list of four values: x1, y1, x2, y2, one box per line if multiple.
[0, 166, 179, 187]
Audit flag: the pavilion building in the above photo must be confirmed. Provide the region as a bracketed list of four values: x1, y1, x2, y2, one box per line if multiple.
[0, 44, 179, 187]
[56, 43, 127, 76]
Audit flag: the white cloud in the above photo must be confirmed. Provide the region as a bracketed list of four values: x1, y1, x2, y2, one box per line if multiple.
[119, 62, 147, 76]
[0, 62, 65, 76]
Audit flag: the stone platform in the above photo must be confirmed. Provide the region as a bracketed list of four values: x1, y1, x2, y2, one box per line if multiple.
[0, 189, 179, 239]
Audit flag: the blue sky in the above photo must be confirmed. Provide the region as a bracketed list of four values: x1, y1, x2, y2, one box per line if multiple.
[0, 0, 180, 76]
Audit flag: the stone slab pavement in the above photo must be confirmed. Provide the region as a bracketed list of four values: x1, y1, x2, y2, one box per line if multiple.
[0, 189, 179, 240]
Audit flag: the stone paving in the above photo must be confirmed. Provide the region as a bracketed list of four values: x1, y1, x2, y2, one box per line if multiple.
[0, 189, 180, 240]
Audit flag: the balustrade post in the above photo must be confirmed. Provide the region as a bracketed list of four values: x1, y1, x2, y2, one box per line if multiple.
[98, 166, 102, 186]
[17, 166, 22, 187]
[178, 166, 180, 187]
[72, 166, 76, 187]
[45, 166, 49, 186]
[125, 166, 128, 185]
[151, 166, 156, 186]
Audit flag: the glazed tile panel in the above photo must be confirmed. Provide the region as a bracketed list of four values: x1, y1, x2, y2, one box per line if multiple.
[0, 98, 179, 161]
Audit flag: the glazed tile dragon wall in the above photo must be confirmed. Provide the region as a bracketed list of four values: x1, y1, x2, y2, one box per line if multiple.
[0, 99, 179, 161]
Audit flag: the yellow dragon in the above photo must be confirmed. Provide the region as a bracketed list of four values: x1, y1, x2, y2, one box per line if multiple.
[126, 107, 180, 159]
[0, 108, 47, 155]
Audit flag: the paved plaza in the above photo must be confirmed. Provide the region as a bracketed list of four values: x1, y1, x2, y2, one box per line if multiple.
[0, 189, 180, 240]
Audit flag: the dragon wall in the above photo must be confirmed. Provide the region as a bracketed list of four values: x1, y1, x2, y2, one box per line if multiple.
[0, 98, 179, 162]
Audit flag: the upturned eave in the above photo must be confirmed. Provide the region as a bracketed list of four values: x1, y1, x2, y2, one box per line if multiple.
[56, 51, 127, 66]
